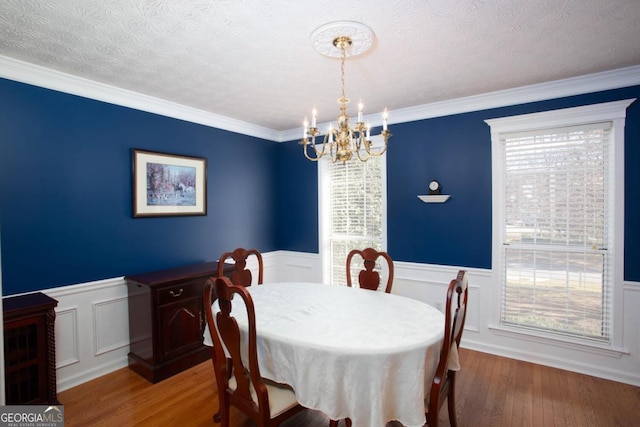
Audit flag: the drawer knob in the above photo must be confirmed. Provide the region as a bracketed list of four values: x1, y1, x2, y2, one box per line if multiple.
[169, 288, 184, 297]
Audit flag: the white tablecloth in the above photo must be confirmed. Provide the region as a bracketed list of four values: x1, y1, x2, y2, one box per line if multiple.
[203, 282, 447, 427]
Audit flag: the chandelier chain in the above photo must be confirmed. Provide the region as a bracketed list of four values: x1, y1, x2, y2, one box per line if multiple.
[340, 42, 346, 106]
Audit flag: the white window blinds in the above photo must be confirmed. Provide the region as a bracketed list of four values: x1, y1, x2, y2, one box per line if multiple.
[322, 155, 386, 286]
[500, 122, 612, 341]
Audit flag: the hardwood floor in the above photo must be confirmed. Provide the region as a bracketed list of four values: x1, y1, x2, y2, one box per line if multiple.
[58, 348, 640, 427]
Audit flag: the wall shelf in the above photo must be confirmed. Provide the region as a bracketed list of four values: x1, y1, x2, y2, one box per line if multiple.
[418, 195, 451, 203]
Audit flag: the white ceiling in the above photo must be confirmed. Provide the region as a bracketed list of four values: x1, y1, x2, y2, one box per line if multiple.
[1, 0, 640, 137]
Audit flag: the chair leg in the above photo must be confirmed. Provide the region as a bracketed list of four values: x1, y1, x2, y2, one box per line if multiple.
[219, 407, 230, 427]
[447, 374, 458, 427]
[329, 420, 339, 427]
[427, 411, 438, 427]
[346, 419, 352, 427]
[215, 396, 230, 427]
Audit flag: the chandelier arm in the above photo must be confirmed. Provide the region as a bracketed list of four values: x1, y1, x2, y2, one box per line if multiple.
[303, 140, 322, 161]
[377, 130, 391, 156]
[363, 140, 379, 157]
[354, 132, 368, 162]
[364, 144, 387, 158]
[353, 133, 362, 151]
[303, 146, 319, 162]
[364, 130, 391, 157]
[302, 128, 335, 161]
[330, 135, 338, 163]
[313, 134, 324, 154]
[322, 132, 334, 160]
[356, 148, 369, 162]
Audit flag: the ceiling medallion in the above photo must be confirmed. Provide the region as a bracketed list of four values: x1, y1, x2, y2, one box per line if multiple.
[310, 21, 375, 58]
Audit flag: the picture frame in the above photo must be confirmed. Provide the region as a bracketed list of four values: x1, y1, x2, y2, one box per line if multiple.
[132, 149, 207, 217]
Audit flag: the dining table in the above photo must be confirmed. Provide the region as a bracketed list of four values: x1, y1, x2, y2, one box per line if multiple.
[203, 281, 457, 427]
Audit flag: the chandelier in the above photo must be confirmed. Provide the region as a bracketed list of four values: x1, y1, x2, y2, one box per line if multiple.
[301, 22, 390, 163]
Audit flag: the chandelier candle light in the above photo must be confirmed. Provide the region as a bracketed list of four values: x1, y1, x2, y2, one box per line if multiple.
[301, 22, 390, 163]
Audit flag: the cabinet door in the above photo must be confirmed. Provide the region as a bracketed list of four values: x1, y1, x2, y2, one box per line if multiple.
[158, 297, 203, 360]
[4, 315, 49, 404]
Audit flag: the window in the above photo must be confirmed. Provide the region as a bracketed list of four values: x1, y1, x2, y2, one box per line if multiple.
[319, 144, 387, 286]
[486, 99, 634, 345]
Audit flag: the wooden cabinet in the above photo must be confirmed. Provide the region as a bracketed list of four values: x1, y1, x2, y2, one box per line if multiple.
[3, 292, 59, 404]
[125, 261, 230, 383]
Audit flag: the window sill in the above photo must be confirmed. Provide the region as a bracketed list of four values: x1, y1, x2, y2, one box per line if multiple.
[488, 324, 628, 358]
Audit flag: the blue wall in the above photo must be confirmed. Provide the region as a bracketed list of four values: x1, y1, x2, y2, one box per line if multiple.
[2, 78, 639, 296]
[279, 86, 640, 281]
[276, 140, 319, 252]
[0, 79, 279, 295]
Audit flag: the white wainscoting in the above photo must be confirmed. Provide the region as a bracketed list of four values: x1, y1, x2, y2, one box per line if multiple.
[45, 277, 130, 392]
[40, 250, 640, 393]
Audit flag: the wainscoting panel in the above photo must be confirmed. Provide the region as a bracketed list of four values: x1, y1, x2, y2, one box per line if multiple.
[392, 277, 445, 309]
[45, 277, 130, 392]
[93, 296, 129, 356]
[54, 307, 79, 368]
[273, 251, 322, 283]
[465, 285, 480, 333]
[36, 251, 640, 393]
[261, 252, 279, 283]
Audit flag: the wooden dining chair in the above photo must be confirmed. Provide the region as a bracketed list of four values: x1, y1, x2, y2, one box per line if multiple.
[345, 247, 394, 293]
[218, 247, 264, 287]
[204, 276, 305, 427]
[425, 270, 469, 427]
[204, 278, 227, 423]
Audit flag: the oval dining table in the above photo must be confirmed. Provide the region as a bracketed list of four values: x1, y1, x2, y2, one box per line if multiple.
[203, 281, 454, 427]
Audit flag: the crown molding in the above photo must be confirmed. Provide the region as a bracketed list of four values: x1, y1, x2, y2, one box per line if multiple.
[0, 55, 279, 142]
[2, 55, 639, 143]
[281, 65, 640, 142]
[385, 65, 640, 127]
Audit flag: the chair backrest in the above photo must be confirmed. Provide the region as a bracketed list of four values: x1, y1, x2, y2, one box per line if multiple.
[345, 247, 394, 293]
[204, 276, 271, 421]
[203, 278, 228, 419]
[427, 269, 469, 426]
[218, 247, 264, 286]
[444, 270, 468, 359]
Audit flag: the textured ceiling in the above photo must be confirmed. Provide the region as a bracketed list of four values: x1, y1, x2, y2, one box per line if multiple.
[1, 0, 640, 133]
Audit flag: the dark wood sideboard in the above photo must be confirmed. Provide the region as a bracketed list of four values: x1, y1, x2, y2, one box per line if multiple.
[125, 261, 231, 383]
[3, 292, 59, 404]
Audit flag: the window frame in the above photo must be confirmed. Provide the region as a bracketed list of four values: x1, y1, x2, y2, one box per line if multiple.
[318, 137, 388, 286]
[485, 99, 634, 350]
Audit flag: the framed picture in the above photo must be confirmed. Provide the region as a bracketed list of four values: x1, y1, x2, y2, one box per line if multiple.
[132, 149, 207, 217]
